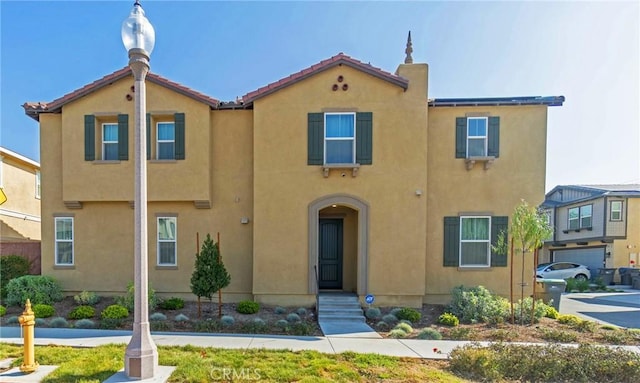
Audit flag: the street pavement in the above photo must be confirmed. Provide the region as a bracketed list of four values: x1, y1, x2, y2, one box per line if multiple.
[559, 286, 640, 328]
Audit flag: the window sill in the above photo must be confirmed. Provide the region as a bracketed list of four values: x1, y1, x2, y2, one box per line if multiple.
[465, 156, 495, 170]
[53, 265, 75, 270]
[322, 163, 360, 178]
[150, 159, 178, 164]
[457, 266, 491, 271]
[562, 227, 593, 234]
[156, 265, 178, 270]
[93, 160, 121, 165]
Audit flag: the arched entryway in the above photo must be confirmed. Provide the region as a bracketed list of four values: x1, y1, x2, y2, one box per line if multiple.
[308, 194, 369, 295]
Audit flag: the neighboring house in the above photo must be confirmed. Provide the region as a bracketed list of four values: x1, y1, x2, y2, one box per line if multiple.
[0, 146, 42, 274]
[23, 37, 564, 306]
[541, 184, 640, 282]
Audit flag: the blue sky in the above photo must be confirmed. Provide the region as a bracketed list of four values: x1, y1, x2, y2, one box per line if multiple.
[1, 0, 638, 191]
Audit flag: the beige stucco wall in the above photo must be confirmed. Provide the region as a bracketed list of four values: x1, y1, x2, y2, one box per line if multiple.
[612, 198, 640, 271]
[251, 63, 429, 306]
[425, 105, 549, 303]
[0, 152, 41, 241]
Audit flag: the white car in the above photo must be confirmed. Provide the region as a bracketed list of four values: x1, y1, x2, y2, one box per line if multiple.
[536, 262, 591, 281]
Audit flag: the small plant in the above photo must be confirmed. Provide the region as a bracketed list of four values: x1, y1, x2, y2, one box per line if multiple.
[565, 278, 578, 292]
[574, 319, 597, 333]
[557, 314, 583, 327]
[73, 291, 100, 306]
[151, 321, 171, 332]
[296, 307, 307, 316]
[489, 329, 518, 341]
[5, 316, 19, 325]
[236, 300, 260, 314]
[49, 317, 69, 328]
[286, 313, 301, 323]
[242, 318, 269, 333]
[594, 277, 607, 290]
[32, 304, 55, 318]
[0, 255, 30, 300]
[600, 324, 618, 331]
[365, 307, 381, 320]
[447, 327, 476, 340]
[375, 321, 389, 331]
[159, 297, 185, 310]
[288, 322, 314, 336]
[417, 328, 442, 340]
[68, 305, 95, 320]
[174, 314, 190, 322]
[194, 319, 221, 332]
[0, 305, 6, 317]
[116, 282, 158, 312]
[101, 305, 129, 320]
[382, 314, 398, 325]
[575, 278, 590, 292]
[276, 319, 289, 329]
[438, 312, 459, 327]
[74, 319, 96, 329]
[150, 312, 167, 322]
[100, 318, 122, 330]
[395, 307, 421, 323]
[538, 328, 578, 343]
[544, 306, 559, 319]
[35, 318, 46, 327]
[394, 322, 413, 334]
[221, 315, 235, 326]
[448, 285, 509, 325]
[5, 275, 64, 306]
[274, 306, 286, 315]
[513, 297, 547, 324]
[389, 308, 402, 317]
[389, 329, 407, 338]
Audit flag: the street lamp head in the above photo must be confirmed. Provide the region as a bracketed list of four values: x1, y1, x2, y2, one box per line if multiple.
[121, 0, 155, 56]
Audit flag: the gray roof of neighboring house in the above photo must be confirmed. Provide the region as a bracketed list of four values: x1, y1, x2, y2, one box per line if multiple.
[542, 184, 640, 208]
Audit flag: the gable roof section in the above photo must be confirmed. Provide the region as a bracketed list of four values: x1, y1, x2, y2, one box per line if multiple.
[241, 53, 409, 106]
[542, 184, 640, 207]
[23, 67, 219, 121]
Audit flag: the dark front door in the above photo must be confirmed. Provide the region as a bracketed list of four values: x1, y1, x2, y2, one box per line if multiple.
[319, 219, 343, 289]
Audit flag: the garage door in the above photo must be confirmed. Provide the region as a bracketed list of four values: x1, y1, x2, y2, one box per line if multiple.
[552, 247, 606, 275]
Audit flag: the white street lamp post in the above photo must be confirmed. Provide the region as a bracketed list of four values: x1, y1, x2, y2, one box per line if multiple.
[121, 0, 158, 379]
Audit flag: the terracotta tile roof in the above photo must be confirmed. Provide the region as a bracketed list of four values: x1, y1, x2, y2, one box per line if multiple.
[23, 67, 219, 121]
[241, 53, 409, 105]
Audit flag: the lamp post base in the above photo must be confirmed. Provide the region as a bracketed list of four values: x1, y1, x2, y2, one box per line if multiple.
[125, 322, 157, 378]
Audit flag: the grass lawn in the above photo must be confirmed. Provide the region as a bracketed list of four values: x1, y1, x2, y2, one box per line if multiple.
[0, 343, 467, 382]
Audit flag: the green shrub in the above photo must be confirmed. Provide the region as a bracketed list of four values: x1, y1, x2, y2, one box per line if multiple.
[174, 314, 189, 322]
[538, 328, 578, 343]
[32, 304, 55, 318]
[35, 318, 46, 327]
[5, 276, 63, 306]
[5, 316, 19, 325]
[545, 306, 559, 319]
[448, 285, 509, 324]
[557, 314, 583, 327]
[276, 319, 289, 329]
[221, 315, 235, 326]
[489, 329, 518, 341]
[236, 300, 260, 314]
[389, 308, 402, 317]
[159, 297, 184, 310]
[296, 307, 307, 316]
[565, 277, 578, 292]
[286, 313, 301, 323]
[73, 291, 100, 306]
[394, 322, 413, 334]
[151, 321, 171, 332]
[241, 318, 268, 334]
[101, 305, 129, 320]
[438, 312, 459, 327]
[150, 312, 167, 322]
[375, 321, 389, 331]
[100, 318, 123, 329]
[576, 278, 591, 292]
[288, 322, 314, 336]
[68, 305, 95, 320]
[450, 343, 640, 383]
[389, 329, 407, 338]
[49, 317, 69, 328]
[74, 319, 96, 329]
[395, 307, 421, 323]
[194, 319, 221, 332]
[0, 305, 6, 317]
[447, 327, 476, 340]
[274, 306, 286, 315]
[513, 297, 547, 324]
[116, 282, 158, 312]
[381, 314, 398, 325]
[418, 328, 442, 340]
[365, 307, 381, 320]
[0, 255, 30, 300]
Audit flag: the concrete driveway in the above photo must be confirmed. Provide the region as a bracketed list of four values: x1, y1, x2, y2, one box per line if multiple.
[559, 288, 640, 328]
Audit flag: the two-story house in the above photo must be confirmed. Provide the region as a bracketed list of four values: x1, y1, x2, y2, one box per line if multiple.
[541, 184, 640, 282]
[0, 146, 41, 273]
[23, 38, 564, 306]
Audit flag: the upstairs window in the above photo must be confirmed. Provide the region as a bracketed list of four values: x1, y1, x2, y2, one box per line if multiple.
[455, 116, 500, 158]
[308, 112, 372, 166]
[568, 204, 592, 230]
[157, 122, 175, 160]
[146, 113, 185, 160]
[610, 201, 623, 221]
[102, 123, 119, 160]
[84, 114, 128, 161]
[55, 217, 74, 265]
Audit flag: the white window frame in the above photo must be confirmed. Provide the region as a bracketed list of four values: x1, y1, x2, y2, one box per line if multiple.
[466, 117, 488, 157]
[157, 217, 177, 266]
[35, 170, 41, 199]
[324, 112, 356, 164]
[568, 207, 580, 230]
[102, 123, 119, 161]
[55, 217, 74, 265]
[156, 121, 175, 160]
[610, 201, 623, 221]
[580, 204, 592, 228]
[459, 216, 491, 267]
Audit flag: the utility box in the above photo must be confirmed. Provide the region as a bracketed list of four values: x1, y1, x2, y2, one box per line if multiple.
[534, 279, 566, 311]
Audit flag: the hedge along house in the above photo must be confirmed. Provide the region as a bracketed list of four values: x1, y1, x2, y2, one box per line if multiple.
[23, 35, 564, 307]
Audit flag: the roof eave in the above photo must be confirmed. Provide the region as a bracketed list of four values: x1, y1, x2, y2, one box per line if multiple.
[428, 96, 565, 107]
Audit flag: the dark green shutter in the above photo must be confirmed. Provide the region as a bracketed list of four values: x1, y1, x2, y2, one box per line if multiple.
[491, 216, 509, 267]
[174, 112, 185, 160]
[487, 116, 500, 158]
[84, 115, 95, 161]
[443, 216, 460, 267]
[355, 112, 373, 165]
[146, 113, 151, 160]
[455, 117, 467, 158]
[308, 113, 324, 165]
[117, 114, 128, 160]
